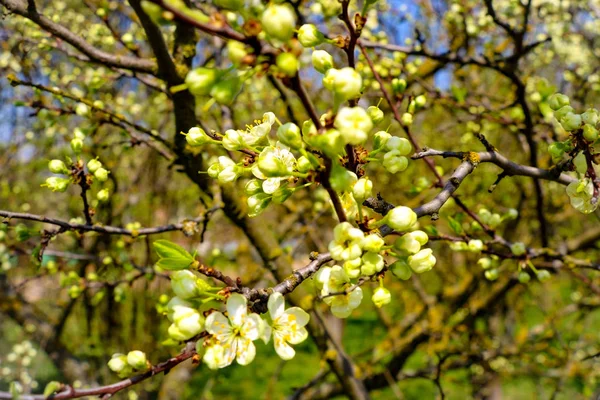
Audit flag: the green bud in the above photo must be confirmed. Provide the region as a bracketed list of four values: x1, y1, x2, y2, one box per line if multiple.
[408, 248, 436, 273]
[277, 122, 303, 150]
[484, 268, 499, 281]
[467, 239, 484, 252]
[227, 41, 248, 66]
[330, 163, 357, 192]
[518, 271, 531, 283]
[298, 24, 324, 47]
[400, 112, 413, 126]
[385, 136, 412, 155]
[43, 177, 70, 192]
[185, 68, 219, 97]
[75, 103, 89, 116]
[296, 156, 312, 173]
[367, 106, 384, 124]
[391, 78, 407, 94]
[536, 270, 551, 281]
[547, 93, 570, 111]
[94, 168, 110, 182]
[477, 257, 493, 269]
[582, 108, 599, 126]
[48, 160, 68, 174]
[272, 187, 293, 204]
[171, 270, 202, 299]
[361, 251, 385, 275]
[343, 258, 362, 279]
[87, 158, 102, 173]
[324, 68, 363, 101]
[510, 242, 526, 256]
[126, 350, 148, 371]
[352, 177, 373, 202]
[185, 127, 211, 147]
[360, 233, 384, 253]
[312, 50, 334, 74]
[383, 150, 408, 174]
[385, 206, 417, 232]
[560, 112, 582, 131]
[334, 106, 372, 145]
[210, 76, 242, 105]
[307, 129, 345, 158]
[261, 4, 296, 42]
[71, 137, 84, 153]
[247, 193, 272, 217]
[245, 179, 263, 195]
[554, 105, 574, 121]
[373, 131, 392, 150]
[548, 142, 565, 160]
[276, 53, 299, 77]
[390, 259, 412, 280]
[583, 124, 598, 142]
[372, 287, 391, 308]
[394, 233, 421, 255]
[108, 354, 132, 377]
[414, 94, 426, 109]
[97, 189, 110, 202]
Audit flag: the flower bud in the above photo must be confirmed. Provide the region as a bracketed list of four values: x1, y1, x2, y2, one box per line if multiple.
[276, 52, 299, 77]
[484, 268, 499, 281]
[108, 354, 130, 376]
[400, 112, 413, 126]
[245, 179, 263, 195]
[172, 309, 205, 340]
[410, 230, 429, 246]
[554, 105, 574, 121]
[330, 163, 357, 192]
[171, 270, 202, 299]
[548, 142, 564, 160]
[71, 137, 83, 153]
[324, 68, 362, 101]
[213, 79, 242, 107]
[247, 193, 272, 217]
[385, 136, 412, 155]
[307, 129, 345, 158]
[94, 168, 110, 182]
[408, 248, 436, 273]
[185, 68, 218, 97]
[185, 127, 211, 147]
[334, 107, 372, 145]
[383, 150, 408, 174]
[75, 103, 89, 116]
[477, 257, 493, 269]
[582, 108, 599, 126]
[414, 94, 426, 109]
[583, 124, 598, 142]
[312, 50, 334, 73]
[467, 239, 484, 252]
[361, 252, 384, 275]
[360, 233, 384, 253]
[272, 187, 293, 204]
[536, 270, 551, 281]
[343, 258, 362, 279]
[297, 156, 312, 173]
[227, 41, 248, 66]
[87, 158, 102, 173]
[518, 271, 531, 283]
[97, 189, 110, 202]
[385, 206, 417, 231]
[258, 151, 292, 177]
[505, 208, 518, 220]
[392, 78, 407, 94]
[394, 232, 421, 255]
[298, 24, 324, 47]
[367, 106, 384, 124]
[547, 93, 570, 111]
[510, 242, 526, 256]
[373, 131, 391, 150]
[261, 4, 296, 42]
[277, 123, 303, 150]
[372, 287, 391, 308]
[352, 177, 373, 202]
[560, 112, 582, 131]
[390, 259, 412, 280]
[43, 177, 70, 192]
[126, 351, 148, 370]
[48, 160, 68, 175]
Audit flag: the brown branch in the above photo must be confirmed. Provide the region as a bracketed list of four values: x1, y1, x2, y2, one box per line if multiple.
[0, 0, 156, 73]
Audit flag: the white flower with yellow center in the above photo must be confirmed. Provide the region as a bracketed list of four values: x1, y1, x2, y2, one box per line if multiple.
[252, 143, 296, 193]
[262, 293, 310, 360]
[204, 293, 263, 369]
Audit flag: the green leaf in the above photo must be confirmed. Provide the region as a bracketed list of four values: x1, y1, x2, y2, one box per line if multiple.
[153, 240, 193, 261]
[156, 257, 194, 271]
[447, 217, 464, 235]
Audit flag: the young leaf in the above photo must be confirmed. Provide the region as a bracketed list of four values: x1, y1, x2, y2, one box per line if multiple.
[447, 216, 464, 235]
[156, 257, 194, 271]
[153, 240, 193, 261]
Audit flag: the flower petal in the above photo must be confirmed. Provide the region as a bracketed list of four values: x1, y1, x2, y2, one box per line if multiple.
[242, 313, 263, 341]
[261, 321, 272, 344]
[205, 312, 232, 343]
[273, 334, 296, 360]
[287, 326, 308, 345]
[283, 307, 310, 327]
[268, 292, 285, 320]
[262, 178, 281, 194]
[347, 287, 363, 309]
[227, 293, 248, 327]
[235, 338, 256, 365]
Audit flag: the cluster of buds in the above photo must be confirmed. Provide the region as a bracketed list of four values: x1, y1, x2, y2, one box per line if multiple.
[184, 67, 242, 106]
[108, 350, 150, 378]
